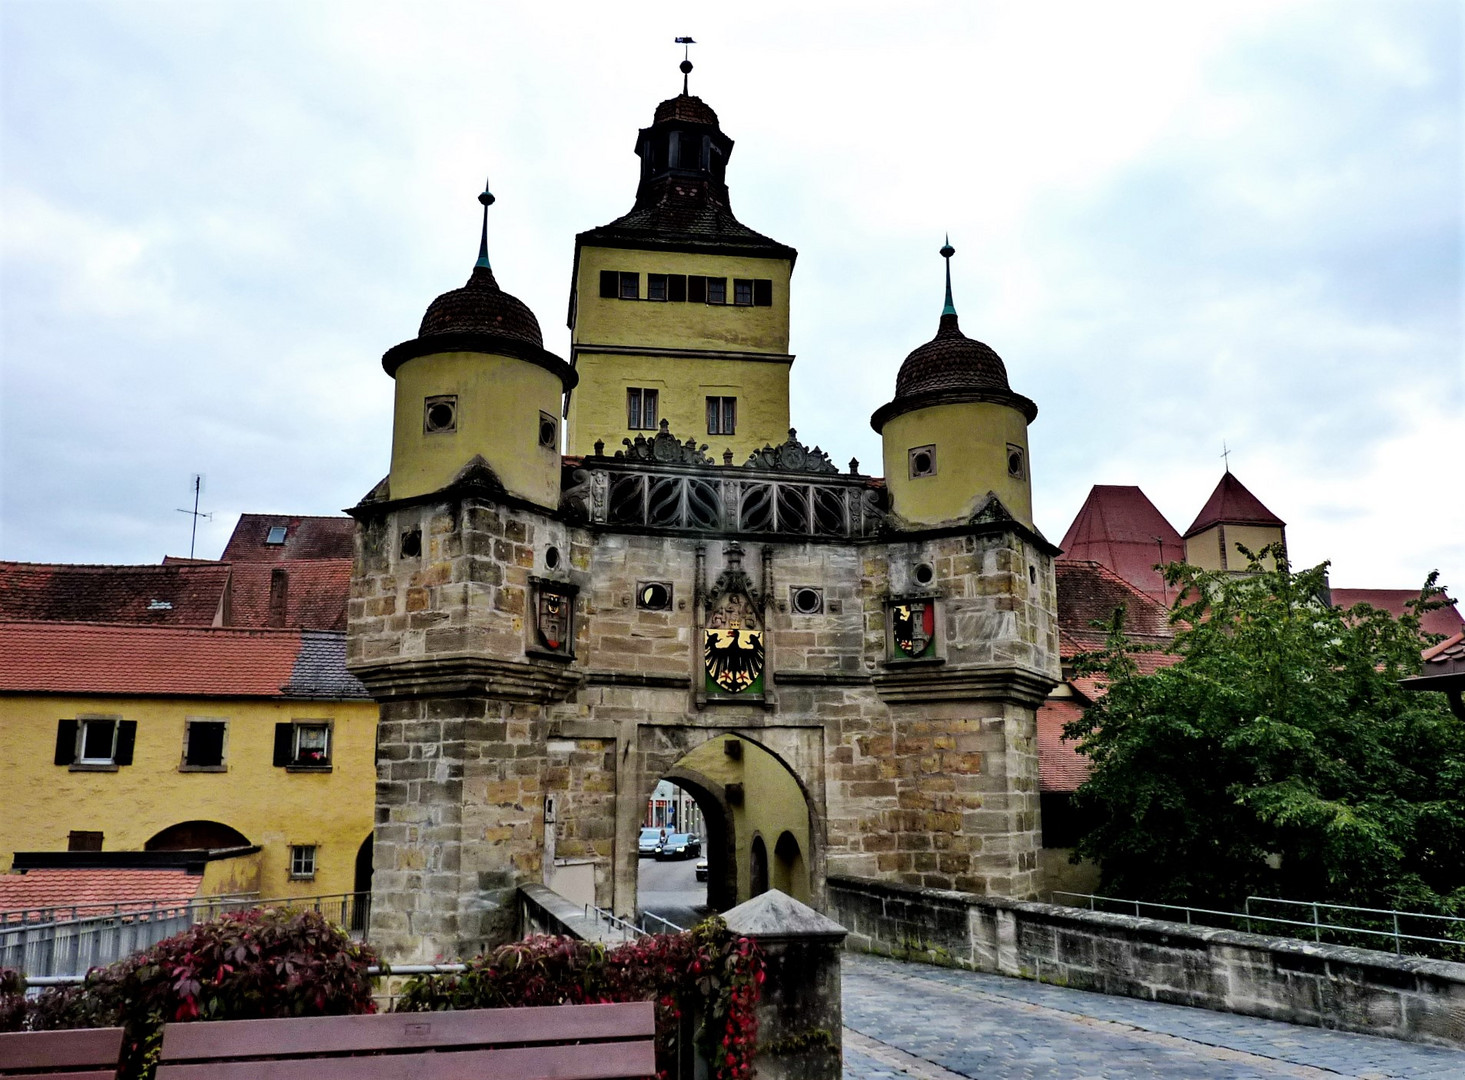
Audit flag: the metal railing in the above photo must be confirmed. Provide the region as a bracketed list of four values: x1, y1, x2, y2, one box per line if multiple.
[637, 911, 687, 936]
[2, 891, 371, 979]
[1050, 891, 1465, 959]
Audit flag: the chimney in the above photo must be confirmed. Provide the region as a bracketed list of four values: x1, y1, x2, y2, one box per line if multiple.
[268, 568, 289, 627]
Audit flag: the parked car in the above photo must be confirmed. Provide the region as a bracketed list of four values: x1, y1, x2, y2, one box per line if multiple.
[695, 856, 708, 882]
[639, 827, 665, 857]
[655, 833, 701, 860]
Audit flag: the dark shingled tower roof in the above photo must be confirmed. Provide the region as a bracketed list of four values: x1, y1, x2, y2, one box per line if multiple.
[871, 239, 1036, 432]
[1183, 472, 1285, 538]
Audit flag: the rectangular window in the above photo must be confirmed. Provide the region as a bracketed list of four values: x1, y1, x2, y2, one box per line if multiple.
[648, 273, 668, 301]
[733, 279, 753, 306]
[599, 269, 618, 298]
[619, 271, 640, 300]
[707, 396, 737, 436]
[627, 388, 659, 430]
[55, 717, 136, 769]
[687, 275, 707, 303]
[667, 274, 687, 302]
[273, 720, 332, 769]
[753, 279, 773, 307]
[68, 831, 103, 852]
[705, 277, 727, 305]
[265, 525, 288, 545]
[182, 719, 227, 770]
[289, 845, 317, 879]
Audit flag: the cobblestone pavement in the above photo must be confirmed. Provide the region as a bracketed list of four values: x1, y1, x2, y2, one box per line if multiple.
[840, 953, 1465, 1080]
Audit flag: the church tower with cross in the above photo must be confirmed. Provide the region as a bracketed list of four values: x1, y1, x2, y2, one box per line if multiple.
[348, 51, 1060, 965]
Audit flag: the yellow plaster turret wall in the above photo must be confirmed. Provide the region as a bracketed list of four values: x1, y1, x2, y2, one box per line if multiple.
[0, 694, 376, 899]
[1184, 523, 1286, 572]
[881, 401, 1033, 527]
[568, 246, 794, 458]
[675, 735, 812, 904]
[390, 351, 563, 507]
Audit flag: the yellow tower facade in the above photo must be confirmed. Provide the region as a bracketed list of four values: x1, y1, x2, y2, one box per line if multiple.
[384, 186, 576, 509]
[565, 88, 797, 461]
[1182, 471, 1286, 572]
[872, 243, 1038, 527]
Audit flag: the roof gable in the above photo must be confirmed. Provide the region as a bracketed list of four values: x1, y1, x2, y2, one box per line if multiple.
[1184, 472, 1285, 538]
[0, 562, 229, 626]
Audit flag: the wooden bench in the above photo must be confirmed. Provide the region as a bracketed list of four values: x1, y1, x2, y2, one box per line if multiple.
[0, 1027, 125, 1079]
[155, 1000, 656, 1079]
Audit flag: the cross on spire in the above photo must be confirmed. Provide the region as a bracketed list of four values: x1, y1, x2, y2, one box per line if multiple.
[475, 176, 495, 270]
[1220, 440, 1232, 472]
[940, 234, 957, 316]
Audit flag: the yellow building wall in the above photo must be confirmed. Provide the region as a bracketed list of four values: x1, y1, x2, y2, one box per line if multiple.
[567, 353, 791, 463]
[0, 694, 376, 901]
[568, 246, 794, 458]
[1184, 523, 1285, 572]
[391, 351, 562, 507]
[676, 735, 811, 904]
[881, 401, 1033, 527]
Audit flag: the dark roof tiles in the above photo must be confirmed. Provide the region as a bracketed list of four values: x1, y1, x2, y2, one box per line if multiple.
[1184, 472, 1285, 537]
[1055, 560, 1173, 641]
[417, 265, 544, 346]
[653, 93, 719, 126]
[0, 562, 228, 626]
[221, 515, 354, 563]
[894, 313, 1011, 399]
[226, 559, 351, 631]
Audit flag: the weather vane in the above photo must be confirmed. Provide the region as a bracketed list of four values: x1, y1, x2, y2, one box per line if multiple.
[675, 36, 696, 95]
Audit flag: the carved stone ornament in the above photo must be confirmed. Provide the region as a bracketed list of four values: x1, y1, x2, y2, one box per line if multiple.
[617, 419, 712, 466]
[969, 491, 1016, 525]
[531, 580, 576, 657]
[703, 543, 765, 695]
[744, 429, 839, 474]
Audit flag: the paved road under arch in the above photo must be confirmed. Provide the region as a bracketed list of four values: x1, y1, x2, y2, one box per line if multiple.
[841, 953, 1463, 1080]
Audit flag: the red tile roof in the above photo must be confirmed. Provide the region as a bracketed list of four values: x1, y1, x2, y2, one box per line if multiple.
[1184, 472, 1285, 538]
[221, 515, 354, 563]
[0, 562, 229, 626]
[0, 869, 202, 918]
[225, 559, 351, 631]
[1038, 700, 1092, 792]
[1331, 588, 1464, 640]
[0, 622, 303, 696]
[1056, 560, 1174, 642]
[1058, 486, 1186, 601]
[1067, 647, 1180, 704]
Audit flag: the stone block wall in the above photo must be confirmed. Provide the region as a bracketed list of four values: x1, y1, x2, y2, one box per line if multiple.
[828, 875, 1465, 1050]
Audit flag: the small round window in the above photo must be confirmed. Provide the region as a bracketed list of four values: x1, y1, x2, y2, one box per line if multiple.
[400, 529, 422, 558]
[791, 587, 823, 615]
[637, 582, 672, 610]
[424, 396, 458, 434]
[914, 563, 935, 586]
[909, 445, 937, 479]
[539, 412, 558, 449]
[545, 546, 561, 570]
[1006, 444, 1025, 479]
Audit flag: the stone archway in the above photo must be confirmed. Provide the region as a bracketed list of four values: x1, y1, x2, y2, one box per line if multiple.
[625, 731, 818, 919]
[145, 820, 251, 851]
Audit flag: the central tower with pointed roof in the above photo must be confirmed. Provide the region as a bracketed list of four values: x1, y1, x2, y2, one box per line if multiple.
[565, 59, 797, 460]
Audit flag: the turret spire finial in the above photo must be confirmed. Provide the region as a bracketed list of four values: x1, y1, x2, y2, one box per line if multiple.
[676, 36, 696, 95]
[475, 176, 495, 270]
[940, 234, 956, 316]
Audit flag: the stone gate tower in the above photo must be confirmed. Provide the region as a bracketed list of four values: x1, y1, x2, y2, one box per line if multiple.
[349, 67, 1060, 965]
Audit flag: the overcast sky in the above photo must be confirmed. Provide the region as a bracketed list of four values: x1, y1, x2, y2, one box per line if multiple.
[2, 0, 1460, 592]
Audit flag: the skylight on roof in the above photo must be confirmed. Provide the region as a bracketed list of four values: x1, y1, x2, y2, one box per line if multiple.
[148, 599, 173, 610]
[265, 525, 288, 545]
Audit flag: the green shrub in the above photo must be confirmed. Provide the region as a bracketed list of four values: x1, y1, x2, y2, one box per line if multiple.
[395, 917, 763, 1080]
[21, 907, 377, 1078]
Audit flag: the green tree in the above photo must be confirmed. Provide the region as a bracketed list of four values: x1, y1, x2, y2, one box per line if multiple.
[1064, 546, 1465, 914]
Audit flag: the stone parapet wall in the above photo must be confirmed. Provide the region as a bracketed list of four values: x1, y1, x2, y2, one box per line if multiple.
[828, 875, 1465, 1050]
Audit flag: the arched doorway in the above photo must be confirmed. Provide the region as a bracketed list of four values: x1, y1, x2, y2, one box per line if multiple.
[145, 821, 251, 851]
[633, 733, 815, 923]
[352, 834, 373, 932]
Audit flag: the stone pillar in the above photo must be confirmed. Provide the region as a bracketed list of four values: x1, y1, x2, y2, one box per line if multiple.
[722, 890, 848, 1080]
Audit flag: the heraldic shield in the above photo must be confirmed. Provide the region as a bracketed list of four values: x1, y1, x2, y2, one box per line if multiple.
[705, 592, 765, 694]
[892, 600, 935, 660]
[537, 589, 571, 654]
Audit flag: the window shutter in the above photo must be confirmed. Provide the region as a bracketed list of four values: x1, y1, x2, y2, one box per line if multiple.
[599, 270, 618, 298]
[115, 721, 137, 766]
[274, 723, 294, 767]
[754, 279, 773, 306]
[688, 275, 707, 303]
[668, 275, 687, 302]
[55, 719, 78, 766]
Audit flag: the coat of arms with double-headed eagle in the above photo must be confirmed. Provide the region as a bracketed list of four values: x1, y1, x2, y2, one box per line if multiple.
[703, 543, 765, 695]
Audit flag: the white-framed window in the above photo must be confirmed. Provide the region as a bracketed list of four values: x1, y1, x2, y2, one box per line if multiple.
[274, 720, 332, 769]
[627, 387, 659, 430]
[55, 716, 135, 769]
[78, 718, 119, 764]
[289, 845, 317, 879]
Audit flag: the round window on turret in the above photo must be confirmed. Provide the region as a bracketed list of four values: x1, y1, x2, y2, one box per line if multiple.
[424, 395, 458, 434]
[1006, 444, 1026, 479]
[908, 445, 937, 479]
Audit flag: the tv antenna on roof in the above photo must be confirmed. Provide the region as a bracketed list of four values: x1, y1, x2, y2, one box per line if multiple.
[175, 473, 212, 559]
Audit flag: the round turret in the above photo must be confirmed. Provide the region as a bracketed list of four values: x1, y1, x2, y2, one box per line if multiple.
[872, 241, 1037, 527]
[383, 182, 575, 508]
